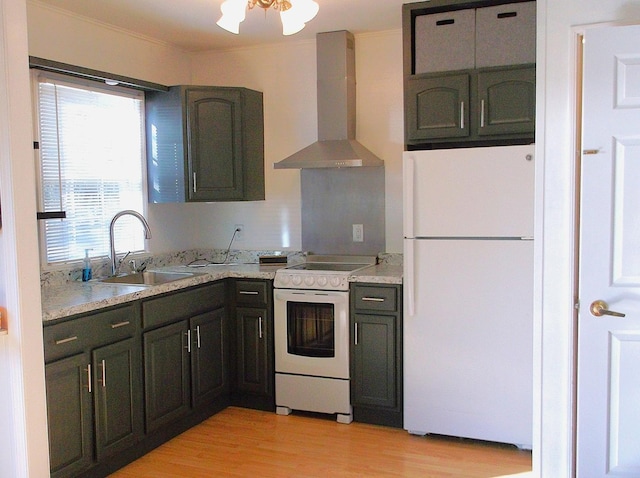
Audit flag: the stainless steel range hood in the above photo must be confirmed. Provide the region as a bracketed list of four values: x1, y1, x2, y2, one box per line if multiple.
[274, 30, 384, 169]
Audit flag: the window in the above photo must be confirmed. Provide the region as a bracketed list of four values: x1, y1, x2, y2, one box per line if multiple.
[34, 73, 148, 265]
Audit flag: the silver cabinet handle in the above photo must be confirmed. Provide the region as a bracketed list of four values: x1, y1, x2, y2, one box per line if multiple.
[590, 300, 626, 317]
[362, 297, 384, 302]
[193, 172, 197, 193]
[185, 330, 191, 353]
[196, 325, 201, 349]
[99, 359, 106, 388]
[86, 364, 92, 393]
[354, 323, 359, 346]
[258, 317, 263, 339]
[240, 290, 259, 295]
[110, 321, 130, 329]
[460, 101, 465, 129]
[55, 336, 78, 345]
[480, 99, 485, 128]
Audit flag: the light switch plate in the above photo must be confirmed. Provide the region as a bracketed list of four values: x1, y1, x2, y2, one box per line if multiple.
[352, 224, 364, 242]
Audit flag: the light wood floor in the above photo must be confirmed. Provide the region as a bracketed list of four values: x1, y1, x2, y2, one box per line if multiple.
[110, 407, 532, 478]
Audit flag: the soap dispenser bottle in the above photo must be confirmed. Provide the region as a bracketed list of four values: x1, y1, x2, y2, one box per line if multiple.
[82, 249, 92, 282]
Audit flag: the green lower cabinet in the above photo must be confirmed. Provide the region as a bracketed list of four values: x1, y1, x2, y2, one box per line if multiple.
[231, 279, 274, 411]
[190, 307, 229, 408]
[350, 283, 403, 428]
[45, 335, 142, 477]
[44, 303, 141, 478]
[142, 282, 230, 434]
[143, 320, 192, 433]
[46, 353, 94, 478]
[236, 306, 270, 395]
[352, 313, 398, 409]
[143, 307, 230, 433]
[93, 337, 143, 461]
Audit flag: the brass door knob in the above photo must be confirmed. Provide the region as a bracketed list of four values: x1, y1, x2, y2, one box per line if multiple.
[589, 300, 626, 318]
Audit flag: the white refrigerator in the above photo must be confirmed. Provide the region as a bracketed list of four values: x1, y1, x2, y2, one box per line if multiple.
[403, 144, 534, 448]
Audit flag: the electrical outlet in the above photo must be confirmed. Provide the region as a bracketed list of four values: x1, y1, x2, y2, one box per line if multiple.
[352, 224, 364, 242]
[234, 224, 244, 241]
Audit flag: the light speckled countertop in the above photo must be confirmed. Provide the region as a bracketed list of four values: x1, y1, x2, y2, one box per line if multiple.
[42, 263, 403, 323]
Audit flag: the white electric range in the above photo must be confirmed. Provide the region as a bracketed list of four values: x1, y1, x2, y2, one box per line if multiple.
[273, 255, 376, 423]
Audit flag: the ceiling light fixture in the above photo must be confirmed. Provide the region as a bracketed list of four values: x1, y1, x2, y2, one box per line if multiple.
[217, 0, 319, 36]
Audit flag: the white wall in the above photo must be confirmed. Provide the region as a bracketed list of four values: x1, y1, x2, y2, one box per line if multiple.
[537, 0, 640, 476]
[0, 0, 50, 476]
[27, 1, 191, 86]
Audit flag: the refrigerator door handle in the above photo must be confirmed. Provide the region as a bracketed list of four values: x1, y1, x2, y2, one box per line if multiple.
[403, 154, 415, 239]
[405, 239, 416, 317]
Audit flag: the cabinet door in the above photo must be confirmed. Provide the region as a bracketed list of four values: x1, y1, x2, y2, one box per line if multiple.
[93, 337, 143, 461]
[236, 306, 269, 395]
[352, 313, 397, 409]
[143, 320, 191, 432]
[406, 73, 470, 141]
[186, 88, 244, 201]
[46, 353, 93, 478]
[191, 307, 229, 408]
[477, 66, 536, 137]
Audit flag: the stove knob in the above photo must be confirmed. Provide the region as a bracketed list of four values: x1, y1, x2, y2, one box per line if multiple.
[278, 275, 290, 286]
[292, 275, 303, 286]
[304, 276, 315, 286]
[316, 276, 328, 287]
[330, 276, 342, 288]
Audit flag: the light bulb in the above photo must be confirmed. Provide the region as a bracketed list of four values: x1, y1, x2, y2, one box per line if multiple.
[287, 0, 319, 23]
[280, 0, 318, 35]
[217, 0, 247, 34]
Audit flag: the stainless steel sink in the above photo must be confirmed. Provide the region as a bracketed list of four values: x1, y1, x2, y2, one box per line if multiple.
[100, 271, 197, 286]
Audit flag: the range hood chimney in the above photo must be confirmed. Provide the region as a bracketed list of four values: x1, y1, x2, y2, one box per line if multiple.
[274, 30, 384, 169]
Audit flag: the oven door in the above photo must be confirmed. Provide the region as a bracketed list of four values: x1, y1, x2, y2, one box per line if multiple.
[274, 288, 350, 379]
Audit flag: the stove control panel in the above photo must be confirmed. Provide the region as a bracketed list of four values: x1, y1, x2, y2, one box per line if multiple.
[274, 272, 349, 291]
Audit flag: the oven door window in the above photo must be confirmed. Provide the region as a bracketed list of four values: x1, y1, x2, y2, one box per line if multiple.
[287, 301, 335, 358]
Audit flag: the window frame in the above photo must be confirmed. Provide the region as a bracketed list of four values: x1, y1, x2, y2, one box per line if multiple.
[31, 70, 150, 270]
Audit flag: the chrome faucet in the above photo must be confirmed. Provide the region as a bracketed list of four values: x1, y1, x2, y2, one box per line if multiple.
[109, 210, 152, 276]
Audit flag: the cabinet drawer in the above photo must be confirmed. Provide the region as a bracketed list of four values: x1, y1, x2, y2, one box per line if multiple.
[142, 282, 225, 329]
[44, 304, 137, 363]
[353, 286, 397, 313]
[235, 280, 269, 307]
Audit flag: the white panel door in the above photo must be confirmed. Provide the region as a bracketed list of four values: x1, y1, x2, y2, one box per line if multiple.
[403, 145, 534, 239]
[403, 238, 533, 447]
[578, 24, 640, 477]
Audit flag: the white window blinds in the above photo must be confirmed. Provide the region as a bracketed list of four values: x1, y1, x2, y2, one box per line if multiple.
[37, 75, 147, 264]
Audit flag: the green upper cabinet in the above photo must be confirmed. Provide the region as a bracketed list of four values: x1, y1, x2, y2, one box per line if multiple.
[476, 66, 536, 136]
[146, 85, 265, 203]
[407, 65, 535, 144]
[406, 72, 470, 141]
[403, 0, 536, 148]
